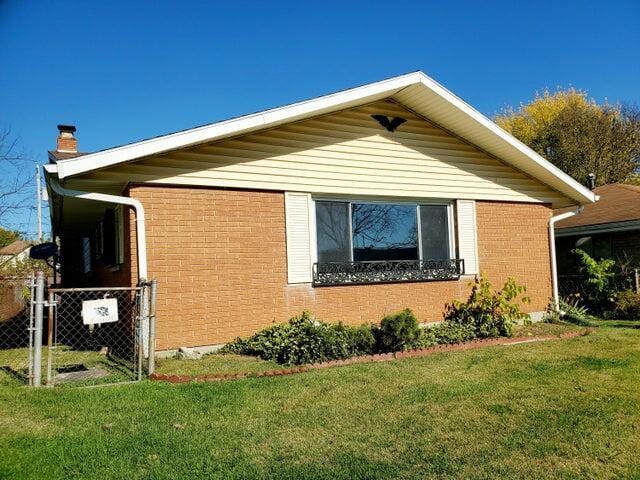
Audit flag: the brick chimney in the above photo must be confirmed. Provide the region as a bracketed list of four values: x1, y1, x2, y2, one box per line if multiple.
[56, 124, 77, 153]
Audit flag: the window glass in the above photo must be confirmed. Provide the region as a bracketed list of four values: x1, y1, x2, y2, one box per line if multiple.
[103, 209, 117, 266]
[82, 237, 91, 274]
[316, 201, 351, 262]
[352, 203, 418, 261]
[420, 205, 450, 260]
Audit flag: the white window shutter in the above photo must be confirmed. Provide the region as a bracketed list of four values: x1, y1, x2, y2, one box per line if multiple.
[285, 192, 313, 283]
[456, 200, 479, 275]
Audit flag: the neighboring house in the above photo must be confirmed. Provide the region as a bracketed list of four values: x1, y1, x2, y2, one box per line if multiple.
[0, 240, 31, 267]
[555, 183, 640, 274]
[44, 72, 596, 351]
[0, 240, 31, 321]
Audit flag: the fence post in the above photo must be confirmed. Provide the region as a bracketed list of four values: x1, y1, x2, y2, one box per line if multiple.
[27, 273, 35, 386]
[148, 279, 157, 376]
[137, 283, 146, 381]
[46, 291, 55, 386]
[635, 268, 640, 294]
[32, 271, 45, 387]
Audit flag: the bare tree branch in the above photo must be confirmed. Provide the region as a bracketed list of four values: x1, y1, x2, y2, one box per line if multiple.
[0, 129, 35, 227]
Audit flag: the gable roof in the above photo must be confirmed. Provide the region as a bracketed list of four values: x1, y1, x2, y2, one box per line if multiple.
[555, 184, 640, 232]
[0, 240, 31, 256]
[48, 71, 596, 206]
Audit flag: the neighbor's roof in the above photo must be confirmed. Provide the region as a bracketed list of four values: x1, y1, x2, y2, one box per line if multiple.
[0, 240, 31, 256]
[46, 71, 596, 206]
[556, 184, 640, 232]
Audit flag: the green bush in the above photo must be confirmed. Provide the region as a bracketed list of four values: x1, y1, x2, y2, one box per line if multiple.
[606, 290, 640, 320]
[417, 321, 477, 348]
[224, 297, 519, 366]
[222, 311, 376, 365]
[374, 308, 422, 352]
[444, 274, 530, 338]
[572, 249, 616, 312]
[341, 323, 377, 355]
[545, 297, 595, 326]
[221, 322, 292, 360]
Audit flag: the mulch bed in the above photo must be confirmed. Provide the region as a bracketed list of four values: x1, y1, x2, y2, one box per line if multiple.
[150, 329, 592, 384]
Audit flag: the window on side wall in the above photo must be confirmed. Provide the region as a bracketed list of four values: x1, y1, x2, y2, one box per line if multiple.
[82, 237, 92, 274]
[314, 200, 456, 285]
[101, 206, 124, 267]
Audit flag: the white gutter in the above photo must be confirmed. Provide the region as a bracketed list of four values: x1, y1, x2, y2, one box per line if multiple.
[48, 177, 148, 281]
[549, 206, 584, 309]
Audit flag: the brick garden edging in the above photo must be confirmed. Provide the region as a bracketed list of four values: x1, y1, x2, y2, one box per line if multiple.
[149, 329, 592, 384]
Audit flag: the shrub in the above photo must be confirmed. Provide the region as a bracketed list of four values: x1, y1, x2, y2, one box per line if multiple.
[418, 321, 477, 348]
[572, 249, 616, 312]
[222, 311, 376, 365]
[545, 297, 594, 326]
[221, 322, 292, 360]
[374, 308, 422, 352]
[341, 323, 377, 355]
[444, 274, 530, 338]
[606, 290, 640, 320]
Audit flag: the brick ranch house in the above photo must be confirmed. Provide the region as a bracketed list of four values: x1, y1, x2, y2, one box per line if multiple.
[44, 72, 596, 351]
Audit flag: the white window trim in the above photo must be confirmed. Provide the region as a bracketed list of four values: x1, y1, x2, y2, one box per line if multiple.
[308, 197, 317, 267]
[311, 196, 455, 263]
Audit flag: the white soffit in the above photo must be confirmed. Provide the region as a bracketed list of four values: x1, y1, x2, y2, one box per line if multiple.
[53, 71, 596, 205]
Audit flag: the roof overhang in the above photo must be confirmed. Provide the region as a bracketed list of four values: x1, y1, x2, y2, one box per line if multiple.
[51, 71, 596, 206]
[555, 219, 640, 237]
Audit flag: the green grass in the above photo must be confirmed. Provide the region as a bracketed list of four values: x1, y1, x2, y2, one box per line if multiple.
[1, 320, 639, 479]
[156, 352, 280, 376]
[0, 346, 136, 387]
[152, 322, 585, 378]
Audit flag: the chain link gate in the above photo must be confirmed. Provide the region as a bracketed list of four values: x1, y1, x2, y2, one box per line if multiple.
[45, 284, 151, 387]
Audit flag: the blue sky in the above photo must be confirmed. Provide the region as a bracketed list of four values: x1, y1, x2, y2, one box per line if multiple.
[1, 0, 639, 239]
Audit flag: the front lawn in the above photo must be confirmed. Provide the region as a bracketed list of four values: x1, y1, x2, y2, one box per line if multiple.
[156, 352, 281, 376]
[1, 320, 639, 479]
[151, 322, 587, 378]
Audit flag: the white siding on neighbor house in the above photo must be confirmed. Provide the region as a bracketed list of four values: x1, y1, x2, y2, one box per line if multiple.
[76, 100, 566, 206]
[284, 192, 313, 283]
[456, 200, 479, 275]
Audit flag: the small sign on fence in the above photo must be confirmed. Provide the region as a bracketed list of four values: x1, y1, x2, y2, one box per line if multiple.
[82, 298, 119, 325]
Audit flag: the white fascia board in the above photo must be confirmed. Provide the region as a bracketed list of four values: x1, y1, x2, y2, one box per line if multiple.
[55, 72, 421, 179]
[43, 164, 58, 174]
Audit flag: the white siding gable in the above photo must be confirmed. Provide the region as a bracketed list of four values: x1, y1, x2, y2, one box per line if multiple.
[74, 101, 569, 207]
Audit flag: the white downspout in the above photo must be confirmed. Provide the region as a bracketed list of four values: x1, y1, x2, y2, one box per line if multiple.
[549, 206, 584, 309]
[48, 177, 148, 282]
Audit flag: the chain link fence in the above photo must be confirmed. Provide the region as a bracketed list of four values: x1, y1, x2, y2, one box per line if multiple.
[0, 275, 37, 386]
[45, 287, 143, 387]
[0, 271, 157, 388]
[558, 268, 640, 300]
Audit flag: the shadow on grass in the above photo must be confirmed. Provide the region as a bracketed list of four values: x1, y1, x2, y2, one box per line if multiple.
[0, 365, 28, 385]
[601, 321, 640, 329]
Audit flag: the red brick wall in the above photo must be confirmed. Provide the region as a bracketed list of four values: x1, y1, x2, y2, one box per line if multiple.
[475, 201, 552, 312]
[124, 185, 552, 350]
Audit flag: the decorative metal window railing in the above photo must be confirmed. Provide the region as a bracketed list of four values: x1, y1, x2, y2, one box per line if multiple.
[312, 259, 465, 287]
